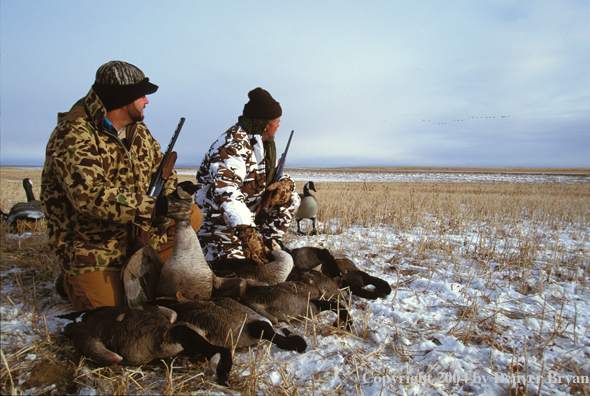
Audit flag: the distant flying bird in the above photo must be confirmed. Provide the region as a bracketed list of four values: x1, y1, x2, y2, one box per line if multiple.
[425, 115, 512, 124]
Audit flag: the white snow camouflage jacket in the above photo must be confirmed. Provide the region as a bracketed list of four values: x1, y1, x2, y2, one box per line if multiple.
[195, 124, 279, 230]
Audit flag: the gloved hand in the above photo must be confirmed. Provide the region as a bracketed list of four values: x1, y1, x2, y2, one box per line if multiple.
[155, 192, 193, 221]
[266, 178, 294, 206]
[237, 227, 271, 265]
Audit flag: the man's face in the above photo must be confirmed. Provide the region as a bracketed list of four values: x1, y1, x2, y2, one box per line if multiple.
[126, 96, 149, 122]
[262, 117, 281, 141]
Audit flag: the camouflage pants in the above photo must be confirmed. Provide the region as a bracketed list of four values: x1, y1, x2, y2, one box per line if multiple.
[198, 191, 300, 261]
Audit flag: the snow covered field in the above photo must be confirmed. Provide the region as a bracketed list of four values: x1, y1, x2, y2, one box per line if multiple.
[1, 170, 589, 395]
[178, 168, 590, 184]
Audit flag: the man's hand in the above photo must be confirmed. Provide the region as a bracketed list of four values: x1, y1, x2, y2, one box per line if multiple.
[237, 227, 270, 265]
[267, 178, 294, 206]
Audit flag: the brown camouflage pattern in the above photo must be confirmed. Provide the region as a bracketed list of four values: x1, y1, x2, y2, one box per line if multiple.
[268, 179, 294, 206]
[41, 88, 177, 276]
[237, 226, 271, 265]
[195, 125, 300, 261]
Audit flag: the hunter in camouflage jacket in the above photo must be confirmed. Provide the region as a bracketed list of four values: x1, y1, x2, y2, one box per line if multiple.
[41, 89, 177, 276]
[195, 124, 300, 261]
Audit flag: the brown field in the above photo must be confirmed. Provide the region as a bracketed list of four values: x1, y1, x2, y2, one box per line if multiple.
[2, 166, 589, 212]
[1, 166, 589, 394]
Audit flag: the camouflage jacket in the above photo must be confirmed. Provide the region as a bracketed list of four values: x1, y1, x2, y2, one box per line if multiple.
[41, 89, 177, 276]
[195, 124, 292, 232]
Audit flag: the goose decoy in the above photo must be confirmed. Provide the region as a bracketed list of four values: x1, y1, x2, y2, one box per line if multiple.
[6, 178, 45, 228]
[296, 181, 319, 235]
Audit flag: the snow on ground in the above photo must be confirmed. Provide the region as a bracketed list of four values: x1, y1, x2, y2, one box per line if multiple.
[231, 220, 590, 395]
[1, 171, 589, 395]
[5, 224, 586, 395]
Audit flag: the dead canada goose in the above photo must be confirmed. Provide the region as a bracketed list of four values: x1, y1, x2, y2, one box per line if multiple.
[286, 266, 348, 302]
[331, 255, 392, 299]
[290, 247, 392, 300]
[152, 181, 248, 301]
[239, 281, 352, 329]
[122, 182, 247, 306]
[59, 304, 233, 386]
[210, 249, 294, 286]
[156, 295, 307, 353]
[155, 182, 218, 300]
[6, 178, 45, 228]
[122, 245, 165, 307]
[296, 181, 319, 235]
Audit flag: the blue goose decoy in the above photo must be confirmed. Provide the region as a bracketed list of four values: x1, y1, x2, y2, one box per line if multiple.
[7, 178, 45, 228]
[296, 181, 319, 235]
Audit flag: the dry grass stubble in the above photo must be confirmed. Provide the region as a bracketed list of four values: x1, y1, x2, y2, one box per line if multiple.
[1, 168, 589, 394]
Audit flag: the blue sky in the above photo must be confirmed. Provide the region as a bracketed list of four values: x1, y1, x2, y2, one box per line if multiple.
[1, 0, 588, 167]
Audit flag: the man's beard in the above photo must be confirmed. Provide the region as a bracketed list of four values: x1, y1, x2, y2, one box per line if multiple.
[125, 102, 144, 122]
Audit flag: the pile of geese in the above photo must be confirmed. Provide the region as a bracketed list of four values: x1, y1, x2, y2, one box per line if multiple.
[60, 182, 391, 387]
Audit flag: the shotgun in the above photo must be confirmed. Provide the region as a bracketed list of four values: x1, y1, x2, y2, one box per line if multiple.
[149, 117, 185, 197]
[258, 130, 294, 213]
[130, 117, 185, 253]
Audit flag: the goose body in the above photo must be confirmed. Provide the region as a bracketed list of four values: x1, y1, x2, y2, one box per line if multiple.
[296, 181, 319, 235]
[290, 247, 392, 299]
[154, 182, 249, 300]
[286, 266, 348, 301]
[158, 296, 307, 352]
[239, 281, 352, 329]
[60, 304, 232, 385]
[7, 178, 45, 226]
[211, 249, 294, 286]
[156, 184, 216, 299]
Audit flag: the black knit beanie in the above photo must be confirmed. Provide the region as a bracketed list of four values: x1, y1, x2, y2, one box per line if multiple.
[92, 61, 158, 112]
[242, 88, 282, 120]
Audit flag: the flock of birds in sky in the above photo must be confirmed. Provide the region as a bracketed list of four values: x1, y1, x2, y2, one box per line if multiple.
[422, 115, 511, 125]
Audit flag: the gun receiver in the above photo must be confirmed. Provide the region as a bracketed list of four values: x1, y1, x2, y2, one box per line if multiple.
[131, 117, 185, 255]
[148, 117, 185, 197]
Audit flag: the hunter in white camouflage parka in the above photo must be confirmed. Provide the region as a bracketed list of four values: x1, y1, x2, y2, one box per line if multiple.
[195, 88, 300, 263]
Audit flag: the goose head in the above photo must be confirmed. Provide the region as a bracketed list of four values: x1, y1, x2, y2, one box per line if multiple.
[22, 178, 36, 202]
[303, 181, 316, 195]
[175, 181, 199, 200]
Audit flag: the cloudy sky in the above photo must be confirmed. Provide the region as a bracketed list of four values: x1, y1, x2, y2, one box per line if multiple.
[1, 0, 588, 168]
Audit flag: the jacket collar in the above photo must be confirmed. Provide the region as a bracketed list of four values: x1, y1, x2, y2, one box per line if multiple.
[57, 88, 107, 130]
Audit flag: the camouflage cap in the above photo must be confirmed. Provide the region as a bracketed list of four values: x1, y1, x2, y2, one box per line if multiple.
[92, 61, 158, 111]
[95, 61, 148, 85]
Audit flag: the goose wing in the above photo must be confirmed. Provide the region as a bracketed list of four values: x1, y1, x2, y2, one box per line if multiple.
[122, 246, 164, 307]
